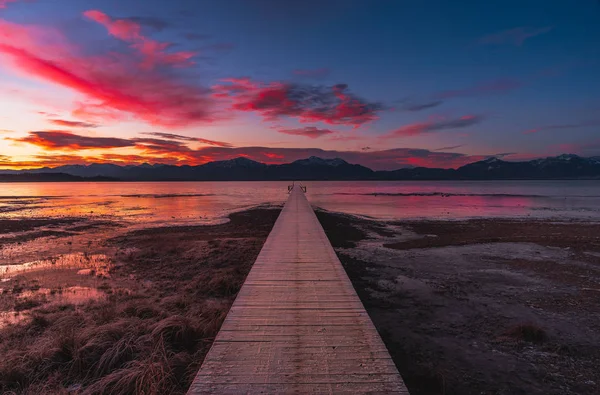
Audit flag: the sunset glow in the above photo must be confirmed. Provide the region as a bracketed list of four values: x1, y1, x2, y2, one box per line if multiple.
[1, 0, 599, 170]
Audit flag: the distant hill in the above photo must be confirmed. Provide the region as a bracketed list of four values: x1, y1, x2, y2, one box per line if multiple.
[1, 154, 600, 181]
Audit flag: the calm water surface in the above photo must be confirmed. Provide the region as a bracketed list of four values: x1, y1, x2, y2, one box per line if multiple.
[2, 180, 600, 225]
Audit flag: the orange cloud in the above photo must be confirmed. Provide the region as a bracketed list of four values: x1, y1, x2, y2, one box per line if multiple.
[13, 130, 132, 150]
[4, 129, 490, 170]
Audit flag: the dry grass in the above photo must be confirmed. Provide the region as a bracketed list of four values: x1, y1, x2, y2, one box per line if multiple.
[0, 208, 280, 394]
[0, 284, 227, 394]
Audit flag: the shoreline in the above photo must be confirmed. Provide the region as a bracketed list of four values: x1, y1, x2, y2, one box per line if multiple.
[3, 177, 600, 183]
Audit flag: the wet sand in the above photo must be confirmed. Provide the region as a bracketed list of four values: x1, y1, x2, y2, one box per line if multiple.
[316, 210, 600, 395]
[0, 207, 281, 394]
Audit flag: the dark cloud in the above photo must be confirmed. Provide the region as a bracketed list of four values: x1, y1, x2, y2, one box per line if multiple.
[480, 26, 553, 46]
[14, 130, 132, 150]
[213, 78, 384, 126]
[403, 100, 443, 112]
[523, 120, 600, 134]
[292, 68, 330, 78]
[427, 116, 482, 131]
[435, 144, 466, 151]
[142, 132, 232, 147]
[493, 152, 517, 158]
[49, 119, 99, 128]
[12, 130, 232, 153]
[385, 115, 483, 138]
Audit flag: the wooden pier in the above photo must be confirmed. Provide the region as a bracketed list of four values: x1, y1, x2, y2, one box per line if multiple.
[188, 186, 408, 394]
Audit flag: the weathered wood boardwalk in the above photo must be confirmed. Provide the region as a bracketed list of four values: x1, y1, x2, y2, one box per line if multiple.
[188, 186, 408, 394]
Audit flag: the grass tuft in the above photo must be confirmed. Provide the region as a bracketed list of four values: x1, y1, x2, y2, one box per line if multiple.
[151, 316, 200, 352]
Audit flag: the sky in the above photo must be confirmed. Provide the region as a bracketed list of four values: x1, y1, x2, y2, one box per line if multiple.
[0, 0, 599, 170]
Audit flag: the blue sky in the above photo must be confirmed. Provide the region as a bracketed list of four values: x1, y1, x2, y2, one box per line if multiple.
[0, 0, 599, 169]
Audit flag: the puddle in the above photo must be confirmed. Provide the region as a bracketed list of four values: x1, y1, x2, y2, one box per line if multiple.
[0, 253, 113, 280]
[18, 286, 105, 304]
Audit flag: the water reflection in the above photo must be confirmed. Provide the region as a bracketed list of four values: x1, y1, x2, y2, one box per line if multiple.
[18, 286, 105, 304]
[0, 253, 112, 280]
[1, 180, 600, 223]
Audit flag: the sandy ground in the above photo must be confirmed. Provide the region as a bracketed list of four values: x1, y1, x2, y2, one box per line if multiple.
[316, 210, 600, 395]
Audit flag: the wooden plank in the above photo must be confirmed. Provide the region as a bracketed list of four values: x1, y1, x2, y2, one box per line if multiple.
[188, 186, 409, 394]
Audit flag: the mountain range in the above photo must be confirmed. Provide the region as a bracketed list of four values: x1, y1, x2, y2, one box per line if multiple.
[1, 154, 600, 181]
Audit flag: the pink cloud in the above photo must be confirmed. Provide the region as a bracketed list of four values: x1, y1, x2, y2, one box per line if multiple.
[262, 152, 285, 160]
[327, 134, 364, 142]
[83, 10, 195, 69]
[384, 115, 483, 138]
[278, 127, 335, 139]
[0, 19, 215, 127]
[0, 0, 17, 9]
[213, 78, 383, 126]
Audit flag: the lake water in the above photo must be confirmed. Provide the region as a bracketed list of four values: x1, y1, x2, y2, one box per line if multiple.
[2, 180, 600, 225]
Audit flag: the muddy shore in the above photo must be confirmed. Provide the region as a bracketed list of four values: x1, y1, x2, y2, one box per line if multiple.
[316, 210, 600, 395]
[1, 207, 599, 394]
[0, 208, 280, 394]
